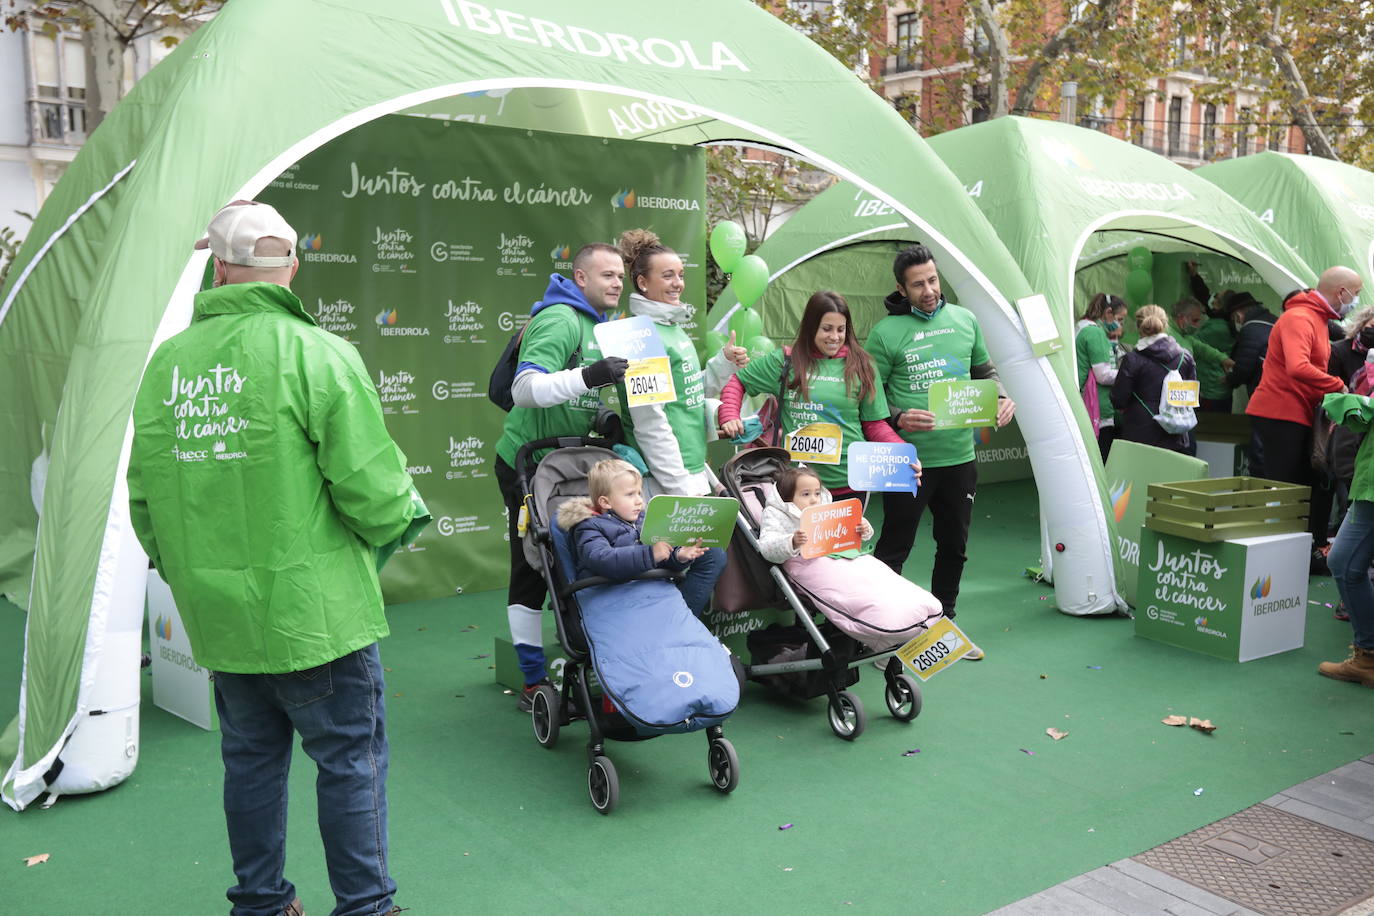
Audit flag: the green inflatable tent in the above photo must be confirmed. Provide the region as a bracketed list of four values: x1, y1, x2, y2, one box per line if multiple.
[925, 118, 1316, 586]
[1, 0, 1062, 809]
[1198, 151, 1374, 281]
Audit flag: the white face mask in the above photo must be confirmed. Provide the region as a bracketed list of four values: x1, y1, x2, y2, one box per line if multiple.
[1340, 289, 1361, 317]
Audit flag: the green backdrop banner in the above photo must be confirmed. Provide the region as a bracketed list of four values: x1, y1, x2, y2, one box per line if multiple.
[259, 115, 705, 602]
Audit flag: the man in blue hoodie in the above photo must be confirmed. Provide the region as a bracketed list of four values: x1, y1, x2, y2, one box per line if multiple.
[494, 243, 629, 709]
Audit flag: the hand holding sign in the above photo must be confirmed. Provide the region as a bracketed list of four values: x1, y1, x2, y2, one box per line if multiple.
[594, 315, 676, 407]
[798, 498, 863, 559]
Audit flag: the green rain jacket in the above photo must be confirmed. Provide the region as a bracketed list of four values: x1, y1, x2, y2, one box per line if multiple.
[129, 282, 429, 674]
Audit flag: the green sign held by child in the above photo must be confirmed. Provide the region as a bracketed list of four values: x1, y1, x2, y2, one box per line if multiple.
[640, 495, 739, 548]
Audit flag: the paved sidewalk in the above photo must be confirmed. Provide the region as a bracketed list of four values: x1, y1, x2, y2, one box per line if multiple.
[991, 755, 1374, 916]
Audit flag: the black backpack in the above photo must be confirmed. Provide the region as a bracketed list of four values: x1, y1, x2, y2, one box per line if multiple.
[487, 311, 582, 412]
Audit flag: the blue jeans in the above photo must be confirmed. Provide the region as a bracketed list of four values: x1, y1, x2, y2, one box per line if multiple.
[213, 643, 395, 916]
[678, 546, 726, 617]
[1328, 500, 1374, 650]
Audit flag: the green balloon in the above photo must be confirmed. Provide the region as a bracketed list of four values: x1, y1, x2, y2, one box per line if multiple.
[1127, 246, 1153, 271]
[745, 335, 778, 359]
[705, 330, 728, 356]
[709, 221, 747, 274]
[731, 254, 770, 309]
[1125, 268, 1153, 306]
[728, 307, 763, 342]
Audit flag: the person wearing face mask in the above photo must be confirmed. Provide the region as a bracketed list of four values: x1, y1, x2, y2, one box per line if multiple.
[614, 229, 748, 498]
[865, 244, 1015, 654]
[1169, 297, 1236, 415]
[1247, 266, 1363, 573]
[1075, 292, 1126, 461]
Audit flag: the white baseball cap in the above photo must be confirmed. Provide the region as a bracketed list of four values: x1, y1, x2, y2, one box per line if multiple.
[195, 200, 297, 268]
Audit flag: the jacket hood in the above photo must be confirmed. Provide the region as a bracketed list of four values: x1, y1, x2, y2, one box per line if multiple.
[1284, 288, 1340, 320]
[628, 291, 693, 326]
[193, 282, 316, 325]
[530, 273, 607, 323]
[557, 496, 597, 530]
[1137, 334, 1186, 364]
[1239, 304, 1278, 325]
[884, 289, 911, 316]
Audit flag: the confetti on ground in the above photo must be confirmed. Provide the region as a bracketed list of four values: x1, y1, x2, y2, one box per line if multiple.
[1325, 603, 1334, 608]
[1189, 717, 1217, 734]
[1310, 600, 1322, 605]
[1039, 596, 1049, 601]
[778, 823, 794, 830]
[24, 854, 49, 867]
[384, 667, 393, 672]
[1193, 788, 1204, 796]
[470, 654, 489, 660]
[1019, 748, 1035, 756]
[1046, 728, 1068, 741]
[1087, 665, 1103, 669]
[783, 867, 793, 872]
[502, 689, 514, 696]
[1162, 715, 1188, 726]
[901, 749, 921, 756]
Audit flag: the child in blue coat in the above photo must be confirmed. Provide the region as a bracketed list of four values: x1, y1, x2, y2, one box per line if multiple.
[557, 458, 724, 616]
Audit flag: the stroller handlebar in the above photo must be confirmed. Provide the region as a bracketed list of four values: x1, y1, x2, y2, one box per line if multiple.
[561, 567, 684, 599]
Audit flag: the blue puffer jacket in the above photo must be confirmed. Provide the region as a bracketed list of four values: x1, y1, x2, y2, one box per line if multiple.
[557, 497, 690, 581]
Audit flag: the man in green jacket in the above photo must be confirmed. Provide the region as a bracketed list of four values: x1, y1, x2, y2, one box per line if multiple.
[129, 202, 426, 916]
[1170, 297, 1235, 413]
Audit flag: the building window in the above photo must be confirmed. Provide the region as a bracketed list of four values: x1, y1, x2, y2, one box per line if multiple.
[789, 0, 833, 15]
[966, 12, 990, 58]
[1167, 95, 1184, 157]
[27, 31, 87, 145]
[895, 11, 920, 72]
[1237, 107, 1252, 157]
[971, 83, 990, 124]
[1202, 103, 1217, 160]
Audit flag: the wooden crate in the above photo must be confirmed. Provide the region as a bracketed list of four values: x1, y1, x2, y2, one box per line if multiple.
[1144, 476, 1310, 542]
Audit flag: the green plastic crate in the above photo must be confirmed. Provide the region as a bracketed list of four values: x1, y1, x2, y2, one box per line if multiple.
[1144, 476, 1310, 543]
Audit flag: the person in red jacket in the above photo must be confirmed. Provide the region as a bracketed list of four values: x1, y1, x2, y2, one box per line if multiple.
[1246, 266, 1362, 572]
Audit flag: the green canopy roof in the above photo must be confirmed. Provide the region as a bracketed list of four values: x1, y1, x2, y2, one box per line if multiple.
[1198, 151, 1374, 281]
[1, 0, 1048, 809]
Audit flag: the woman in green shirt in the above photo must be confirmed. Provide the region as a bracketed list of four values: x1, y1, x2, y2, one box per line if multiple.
[718, 291, 907, 497]
[1076, 292, 1126, 461]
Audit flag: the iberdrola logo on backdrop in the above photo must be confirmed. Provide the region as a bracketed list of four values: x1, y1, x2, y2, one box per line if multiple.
[154, 615, 172, 641]
[1250, 575, 1272, 600]
[299, 233, 324, 252]
[1194, 616, 1208, 627]
[611, 189, 637, 209]
[550, 243, 571, 261]
[1109, 480, 1132, 523]
[375, 308, 398, 326]
[1039, 136, 1094, 172]
[975, 427, 993, 446]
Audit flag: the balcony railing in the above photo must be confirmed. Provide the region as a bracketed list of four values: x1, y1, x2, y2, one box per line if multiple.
[29, 97, 86, 146]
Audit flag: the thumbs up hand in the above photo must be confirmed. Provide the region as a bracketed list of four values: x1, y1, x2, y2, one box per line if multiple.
[723, 329, 750, 368]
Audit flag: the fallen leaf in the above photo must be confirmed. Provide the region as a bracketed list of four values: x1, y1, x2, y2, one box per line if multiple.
[1162, 715, 1188, 726]
[1039, 674, 1047, 679]
[24, 854, 49, 867]
[1046, 728, 1068, 741]
[1189, 717, 1217, 734]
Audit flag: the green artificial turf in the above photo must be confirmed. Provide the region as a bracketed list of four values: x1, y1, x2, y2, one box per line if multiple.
[3, 478, 1373, 914]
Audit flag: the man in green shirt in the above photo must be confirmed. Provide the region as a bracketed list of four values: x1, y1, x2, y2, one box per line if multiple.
[493, 244, 629, 709]
[1170, 297, 1235, 414]
[867, 245, 1016, 658]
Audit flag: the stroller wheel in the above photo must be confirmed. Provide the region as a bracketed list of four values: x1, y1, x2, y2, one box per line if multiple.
[885, 674, 923, 722]
[707, 738, 741, 794]
[827, 690, 866, 741]
[531, 685, 561, 749]
[588, 755, 619, 815]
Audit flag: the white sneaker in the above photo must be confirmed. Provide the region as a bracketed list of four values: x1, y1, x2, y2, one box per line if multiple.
[962, 642, 985, 661]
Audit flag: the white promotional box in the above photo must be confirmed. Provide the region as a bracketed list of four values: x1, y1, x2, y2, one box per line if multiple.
[146, 570, 217, 730]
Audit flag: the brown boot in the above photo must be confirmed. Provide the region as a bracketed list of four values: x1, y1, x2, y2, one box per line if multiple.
[1318, 645, 1374, 687]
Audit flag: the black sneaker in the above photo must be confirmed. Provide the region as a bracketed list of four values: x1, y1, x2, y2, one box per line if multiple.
[517, 678, 550, 712]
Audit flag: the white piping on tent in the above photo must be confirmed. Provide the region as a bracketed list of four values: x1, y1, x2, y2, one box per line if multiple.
[0, 159, 137, 329]
[709, 223, 910, 331]
[3, 249, 204, 811]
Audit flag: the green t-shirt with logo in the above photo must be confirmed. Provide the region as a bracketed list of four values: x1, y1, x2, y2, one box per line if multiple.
[495, 305, 604, 468]
[867, 304, 989, 468]
[618, 322, 707, 475]
[1075, 322, 1117, 422]
[734, 347, 889, 491]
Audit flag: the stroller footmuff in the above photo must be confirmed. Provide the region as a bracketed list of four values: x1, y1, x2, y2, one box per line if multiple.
[517, 437, 741, 814]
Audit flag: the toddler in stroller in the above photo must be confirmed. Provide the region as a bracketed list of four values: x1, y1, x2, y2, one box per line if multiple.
[517, 439, 740, 814]
[758, 466, 942, 652]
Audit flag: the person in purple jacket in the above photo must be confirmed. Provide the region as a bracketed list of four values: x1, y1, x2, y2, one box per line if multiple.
[556, 458, 719, 615]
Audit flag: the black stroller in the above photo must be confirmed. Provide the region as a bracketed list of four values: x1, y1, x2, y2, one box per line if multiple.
[514, 435, 741, 814]
[716, 447, 929, 740]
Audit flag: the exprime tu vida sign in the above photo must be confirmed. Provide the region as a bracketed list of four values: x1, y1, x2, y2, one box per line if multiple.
[438, 1, 750, 72]
[1135, 529, 1309, 662]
